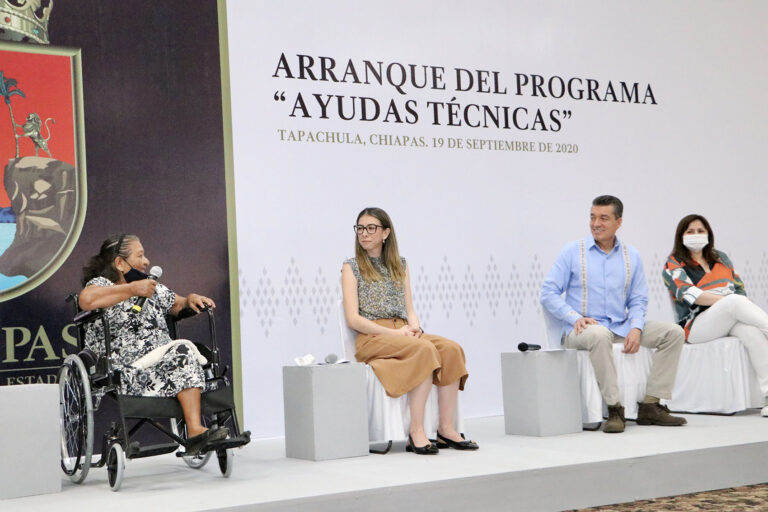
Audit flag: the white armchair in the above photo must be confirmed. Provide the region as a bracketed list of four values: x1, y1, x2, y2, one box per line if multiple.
[666, 336, 762, 413]
[337, 300, 464, 453]
[543, 305, 763, 423]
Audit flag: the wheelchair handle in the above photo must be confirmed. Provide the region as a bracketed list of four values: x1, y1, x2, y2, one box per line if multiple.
[174, 303, 217, 321]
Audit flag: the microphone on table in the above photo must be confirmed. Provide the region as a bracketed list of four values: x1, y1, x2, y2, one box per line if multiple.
[518, 342, 542, 352]
[131, 266, 163, 313]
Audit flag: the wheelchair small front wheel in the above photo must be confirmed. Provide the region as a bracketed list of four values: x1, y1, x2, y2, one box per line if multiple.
[182, 449, 212, 469]
[58, 355, 94, 484]
[217, 448, 233, 478]
[107, 442, 125, 492]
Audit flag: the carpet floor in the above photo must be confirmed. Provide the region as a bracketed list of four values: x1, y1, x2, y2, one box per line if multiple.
[572, 483, 768, 511]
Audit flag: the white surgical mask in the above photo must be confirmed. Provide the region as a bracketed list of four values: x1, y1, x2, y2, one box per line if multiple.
[683, 234, 709, 251]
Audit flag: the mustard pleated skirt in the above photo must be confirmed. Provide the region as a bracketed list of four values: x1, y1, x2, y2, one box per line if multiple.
[355, 318, 468, 398]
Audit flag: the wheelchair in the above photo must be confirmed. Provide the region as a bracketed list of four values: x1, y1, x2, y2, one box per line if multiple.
[58, 294, 251, 491]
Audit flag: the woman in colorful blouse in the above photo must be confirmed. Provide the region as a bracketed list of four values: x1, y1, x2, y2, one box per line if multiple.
[341, 207, 477, 454]
[662, 214, 768, 415]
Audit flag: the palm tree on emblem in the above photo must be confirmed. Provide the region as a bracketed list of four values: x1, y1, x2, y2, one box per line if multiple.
[0, 71, 25, 158]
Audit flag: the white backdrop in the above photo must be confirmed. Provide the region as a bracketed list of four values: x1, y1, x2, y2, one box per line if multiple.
[226, 0, 768, 437]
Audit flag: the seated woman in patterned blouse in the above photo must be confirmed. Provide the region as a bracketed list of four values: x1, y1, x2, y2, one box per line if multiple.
[341, 207, 478, 454]
[663, 214, 768, 416]
[78, 233, 227, 452]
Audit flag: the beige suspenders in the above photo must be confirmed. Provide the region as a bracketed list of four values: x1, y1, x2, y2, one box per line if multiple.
[579, 240, 588, 316]
[621, 244, 631, 302]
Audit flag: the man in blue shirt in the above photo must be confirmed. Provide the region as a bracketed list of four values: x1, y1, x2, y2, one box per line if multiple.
[540, 195, 686, 433]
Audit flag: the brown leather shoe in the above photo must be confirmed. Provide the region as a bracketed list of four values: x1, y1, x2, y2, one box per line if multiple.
[603, 404, 625, 433]
[636, 402, 687, 426]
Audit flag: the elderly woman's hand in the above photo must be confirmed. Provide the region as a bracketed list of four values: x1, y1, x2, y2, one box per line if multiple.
[186, 293, 216, 312]
[131, 279, 157, 298]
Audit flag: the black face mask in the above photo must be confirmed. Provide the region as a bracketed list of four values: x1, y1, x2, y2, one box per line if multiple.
[123, 265, 149, 283]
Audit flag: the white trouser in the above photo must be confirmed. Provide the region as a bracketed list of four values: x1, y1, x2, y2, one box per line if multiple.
[688, 294, 768, 396]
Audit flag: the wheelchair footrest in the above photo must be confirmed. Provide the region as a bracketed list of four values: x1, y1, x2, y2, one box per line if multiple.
[213, 431, 251, 450]
[174, 431, 251, 457]
[126, 441, 179, 459]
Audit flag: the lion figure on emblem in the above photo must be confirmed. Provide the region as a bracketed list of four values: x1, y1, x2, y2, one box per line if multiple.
[16, 112, 55, 158]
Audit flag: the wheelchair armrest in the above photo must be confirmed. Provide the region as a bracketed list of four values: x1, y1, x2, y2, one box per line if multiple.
[174, 306, 202, 321]
[73, 308, 105, 325]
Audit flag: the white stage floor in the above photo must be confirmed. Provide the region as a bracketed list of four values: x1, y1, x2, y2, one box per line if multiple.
[6, 412, 768, 511]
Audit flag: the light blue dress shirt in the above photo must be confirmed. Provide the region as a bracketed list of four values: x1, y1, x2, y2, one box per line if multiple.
[540, 235, 648, 338]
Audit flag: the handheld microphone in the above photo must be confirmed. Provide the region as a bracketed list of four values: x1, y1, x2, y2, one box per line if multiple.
[518, 342, 542, 352]
[131, 266, 163, 313]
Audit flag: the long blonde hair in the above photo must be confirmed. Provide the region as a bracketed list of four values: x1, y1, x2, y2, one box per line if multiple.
[354, 207, 405, 284]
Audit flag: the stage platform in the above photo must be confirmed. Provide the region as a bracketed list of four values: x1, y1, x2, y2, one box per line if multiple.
[6, 411, 768, 512]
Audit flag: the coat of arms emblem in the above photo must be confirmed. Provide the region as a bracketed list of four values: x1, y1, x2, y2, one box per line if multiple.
[0, 42, 85, 301]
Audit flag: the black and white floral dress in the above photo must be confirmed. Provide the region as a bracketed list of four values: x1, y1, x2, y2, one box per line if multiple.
[83, 276, 205, 397]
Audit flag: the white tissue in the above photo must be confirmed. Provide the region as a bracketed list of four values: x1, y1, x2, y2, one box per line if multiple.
[294, 354, 315, 366]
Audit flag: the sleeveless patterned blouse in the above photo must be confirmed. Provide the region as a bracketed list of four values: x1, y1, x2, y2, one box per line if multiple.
[345, 256, 407, 320]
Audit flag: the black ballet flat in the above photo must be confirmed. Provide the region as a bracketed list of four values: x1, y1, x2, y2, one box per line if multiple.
[406, 434, 439, 455]
[436, 431, 479, 450]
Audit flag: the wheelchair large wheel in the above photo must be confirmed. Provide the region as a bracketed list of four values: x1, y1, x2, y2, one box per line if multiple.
[217, 448, 233, 478]
[106, 442, 125, 492]
[170, 418, 212, 469]
[58, 355, 94, 484]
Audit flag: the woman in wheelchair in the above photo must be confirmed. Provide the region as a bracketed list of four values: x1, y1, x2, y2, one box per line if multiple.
[342, 207, 478, 455]
[78, 233, 227, 453]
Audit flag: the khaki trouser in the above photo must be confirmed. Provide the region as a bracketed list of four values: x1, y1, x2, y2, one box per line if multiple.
[564, 320, 685, 405]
